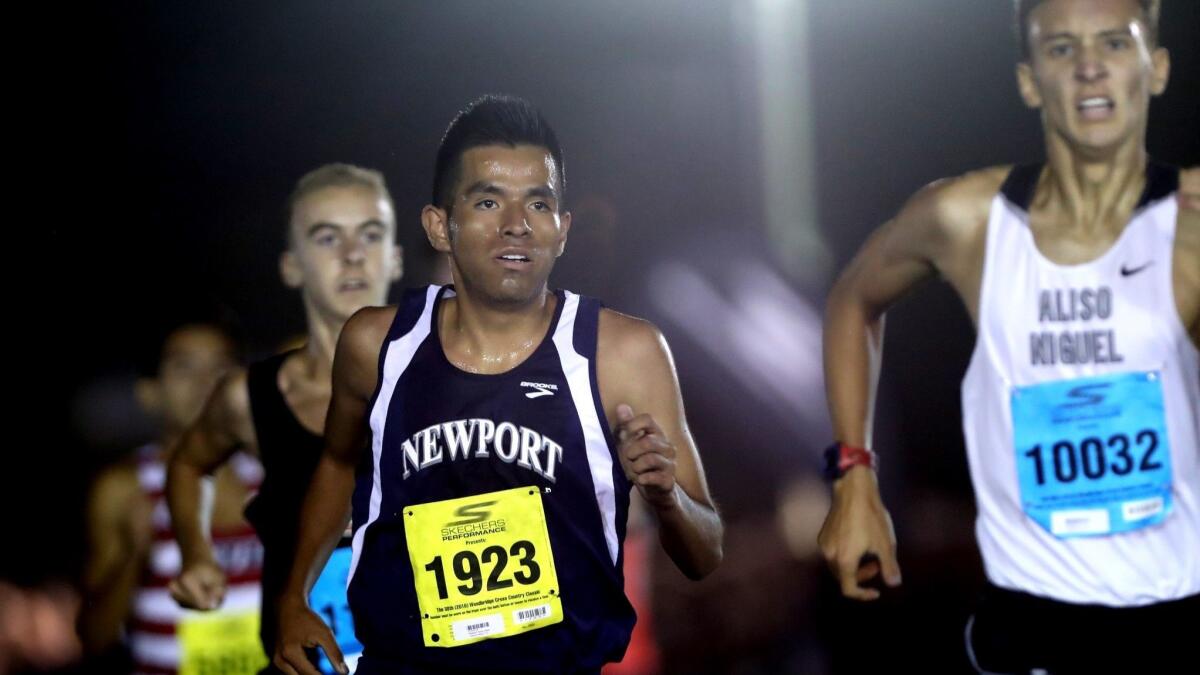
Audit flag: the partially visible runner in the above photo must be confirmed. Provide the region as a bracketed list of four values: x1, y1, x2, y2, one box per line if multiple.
[817, 1, 1199, 671]
[83, 308, 264, 674]
[167, 164, 402, 673]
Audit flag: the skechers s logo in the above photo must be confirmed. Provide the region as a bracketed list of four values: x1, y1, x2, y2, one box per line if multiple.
[521, 381, 558, 399]
[446, 500, 497, 527]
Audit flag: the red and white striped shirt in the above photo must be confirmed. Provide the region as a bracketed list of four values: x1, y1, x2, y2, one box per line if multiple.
[128, 445, 265, 675]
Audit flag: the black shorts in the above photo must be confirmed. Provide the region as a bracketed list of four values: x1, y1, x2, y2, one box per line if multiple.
[966, 582, 1199, 674]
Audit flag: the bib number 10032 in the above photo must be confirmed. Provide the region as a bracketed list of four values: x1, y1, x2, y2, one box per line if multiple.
[424, 540, 541, 600]
[1023, 429, 1160, 486]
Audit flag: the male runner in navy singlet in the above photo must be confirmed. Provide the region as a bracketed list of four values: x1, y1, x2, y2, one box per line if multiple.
[273, 96, 724, 675]
[816, 1, 1199, 672]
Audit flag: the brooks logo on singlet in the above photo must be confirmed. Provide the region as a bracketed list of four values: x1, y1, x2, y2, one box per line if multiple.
[400, 418, 565, 482]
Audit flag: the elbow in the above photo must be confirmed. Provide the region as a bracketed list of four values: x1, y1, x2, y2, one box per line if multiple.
[827, 277, 884, 327]
[683, 526, 724, 581]
[690, 545, 723, 581]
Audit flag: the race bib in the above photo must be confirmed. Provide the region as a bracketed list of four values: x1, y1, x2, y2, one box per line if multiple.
[1011, 370, 1173, 538]
[309, 545, 363, 674]
[177, 609, 267, 675]
[404, 486, 562, 648]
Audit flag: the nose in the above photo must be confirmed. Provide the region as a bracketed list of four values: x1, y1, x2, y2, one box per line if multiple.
[342, 236, 367, 265]
[1074, 43, 1108, 83]
[499, 203, 532, 238]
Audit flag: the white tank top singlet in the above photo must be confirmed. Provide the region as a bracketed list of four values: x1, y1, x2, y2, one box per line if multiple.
[962, 163, 1200, 606]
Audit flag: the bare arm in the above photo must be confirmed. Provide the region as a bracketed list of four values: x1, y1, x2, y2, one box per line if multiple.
[79, 464, 150, 653]
[598, 311, 723, 580]
[165, 369, 255, 609]
[274, 307, 393, 675]
[818, 169, 998, 600]
[1176, 167, 1200, 346]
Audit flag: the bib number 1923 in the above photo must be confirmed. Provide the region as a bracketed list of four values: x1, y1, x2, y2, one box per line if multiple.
[423, 540, 541, 600]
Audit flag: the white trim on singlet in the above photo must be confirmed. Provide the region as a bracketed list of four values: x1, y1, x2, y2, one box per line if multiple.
[348, 285, 440, 585]
[552, 292, 620, 566]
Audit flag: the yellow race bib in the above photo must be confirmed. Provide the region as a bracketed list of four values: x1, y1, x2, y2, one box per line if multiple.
[177, 609, 267, 675]
[404, 486, 563, 647]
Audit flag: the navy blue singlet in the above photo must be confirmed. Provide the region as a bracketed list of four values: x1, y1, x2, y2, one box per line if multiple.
[347, 285, 635, 674]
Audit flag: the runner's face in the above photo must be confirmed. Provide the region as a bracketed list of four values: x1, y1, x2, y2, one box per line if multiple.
[435, 145, 570, 306]
[1018, 0, 1169, 154]
[284, 185, 401, 322]
[157, 325, 237, 429]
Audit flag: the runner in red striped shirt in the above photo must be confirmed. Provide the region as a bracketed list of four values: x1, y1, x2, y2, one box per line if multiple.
[82, 311, 266, 674]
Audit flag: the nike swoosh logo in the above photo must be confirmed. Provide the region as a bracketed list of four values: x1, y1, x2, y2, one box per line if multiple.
[525, 390, 554, 399]
[1120, 261, 1153, 277]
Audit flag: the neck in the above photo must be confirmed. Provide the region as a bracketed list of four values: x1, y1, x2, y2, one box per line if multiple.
[1039, 130, 1148, 231]
[442, 283, 556, 369]
[298, 297, 343, 380]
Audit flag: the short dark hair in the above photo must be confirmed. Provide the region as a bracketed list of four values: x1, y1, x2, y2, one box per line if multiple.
[137, 299, 244, 378]
[284, 163, 392, 246]
[1015, 0, 1160, 59]
[432, 95, 566, 214]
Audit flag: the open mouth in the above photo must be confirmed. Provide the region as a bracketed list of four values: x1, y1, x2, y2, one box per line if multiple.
[338, 279, 369, 292]
[496, 253, 532, 265]
[1077, 96, 1114, 120]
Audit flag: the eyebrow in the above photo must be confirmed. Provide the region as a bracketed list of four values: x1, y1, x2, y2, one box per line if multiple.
[1039, 26, 1133, 43]
[462, 181, 559, 201]
[305, 219, 386, 237]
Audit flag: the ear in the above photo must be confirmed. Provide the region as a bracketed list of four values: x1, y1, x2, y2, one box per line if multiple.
[421, 205, 453, 254]
[554, 211, 572, 258]
[390, 243, 404, 281]
[1016, 61, 1042, 109]
[1149, 47, 1170, 96]
[279, 250, 303, 289]
[135, 378, 163, 417]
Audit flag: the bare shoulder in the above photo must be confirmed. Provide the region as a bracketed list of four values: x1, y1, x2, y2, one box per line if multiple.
[89, 459, 143, 519]
[335, 305, 399, 398]
[597, 308, 671, 369]
[1177, 167, 1200, 252]
[1179, 166, 1200, 214]
[343, 305, 398, 348]
[212, 366, 252, 426]
[903, 165, 1008, 239]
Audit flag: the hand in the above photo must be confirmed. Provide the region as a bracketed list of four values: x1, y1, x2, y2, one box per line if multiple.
[615, 404, 679, 510]
[817, 466, 902, 601]
[168, 559, 226, 611]
[273, 595, 346, 675]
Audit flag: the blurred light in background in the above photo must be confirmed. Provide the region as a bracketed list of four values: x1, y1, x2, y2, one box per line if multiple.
[649, 258, 828, 436]
[748, 0, 831, 286]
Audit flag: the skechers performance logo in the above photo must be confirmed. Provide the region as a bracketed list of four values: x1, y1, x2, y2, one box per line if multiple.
[522, 381, 558, 399]
[442, 501, 506, 541]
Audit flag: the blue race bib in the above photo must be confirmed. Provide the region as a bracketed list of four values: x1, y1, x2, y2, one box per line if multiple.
[309, 546, 363, 674]
[1011, 370, 1173, 538]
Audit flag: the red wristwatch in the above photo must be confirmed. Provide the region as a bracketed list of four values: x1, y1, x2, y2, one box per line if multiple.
[822, 442, 877, 481]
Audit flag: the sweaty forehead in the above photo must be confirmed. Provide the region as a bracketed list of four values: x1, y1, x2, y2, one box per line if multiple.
[458, 145, 559, 192]
[1029, 0, 1143, 38]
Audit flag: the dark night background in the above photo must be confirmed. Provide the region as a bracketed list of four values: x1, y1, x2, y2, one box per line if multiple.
[13, 1, 1198, 673]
